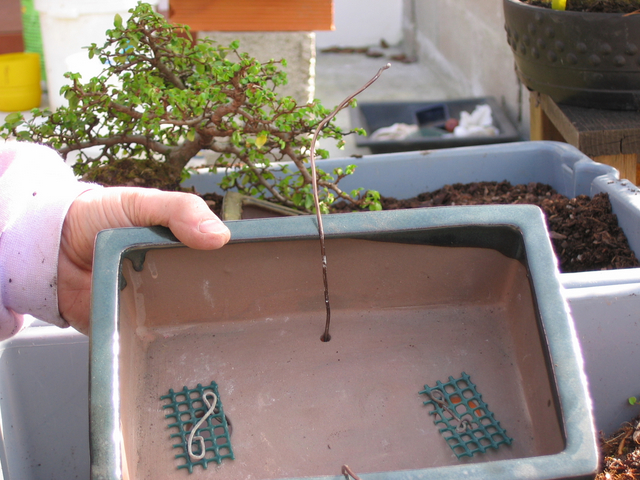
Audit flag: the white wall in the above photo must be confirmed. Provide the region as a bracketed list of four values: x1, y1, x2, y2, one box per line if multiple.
[403, 0, 529, 138]
[198, 31, 316, 104]
[315, 0, 403, 49]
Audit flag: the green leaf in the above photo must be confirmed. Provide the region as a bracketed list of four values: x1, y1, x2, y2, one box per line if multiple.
[365, 190, 382, 211]
[4, 112, 23, 124]
[305, 193, 314, 211]
[316, 148, 329, 159]
[64, 90, 79, 109]
[180, 168, 192, 182]
[114, 13, 123, 29]
[630, 396, 637, 406]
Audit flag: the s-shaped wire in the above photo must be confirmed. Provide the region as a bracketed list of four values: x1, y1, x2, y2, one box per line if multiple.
[187, 391, 218, 460]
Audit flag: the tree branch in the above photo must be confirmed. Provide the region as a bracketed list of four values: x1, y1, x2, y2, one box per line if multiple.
[58, 134, 172, 156]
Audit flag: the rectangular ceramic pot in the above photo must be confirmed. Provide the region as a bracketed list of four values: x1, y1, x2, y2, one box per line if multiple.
[89, 206, 597, 480]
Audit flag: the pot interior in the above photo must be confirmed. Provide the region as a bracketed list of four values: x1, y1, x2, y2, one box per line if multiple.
[117, 235, 564, 479]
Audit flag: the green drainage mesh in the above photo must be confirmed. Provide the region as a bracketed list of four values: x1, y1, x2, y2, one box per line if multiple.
[161, 381, 234, 473]
[420, 372, 512, 459]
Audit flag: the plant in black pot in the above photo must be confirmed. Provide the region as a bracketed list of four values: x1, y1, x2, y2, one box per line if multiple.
[503, 0, 640, 110]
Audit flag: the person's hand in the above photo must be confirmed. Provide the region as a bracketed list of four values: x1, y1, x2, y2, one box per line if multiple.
[57, 187, 230, 334]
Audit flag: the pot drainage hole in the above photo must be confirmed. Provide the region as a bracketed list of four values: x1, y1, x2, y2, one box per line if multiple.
[420, 372, 512, 459]
[161, 381, 234, 473]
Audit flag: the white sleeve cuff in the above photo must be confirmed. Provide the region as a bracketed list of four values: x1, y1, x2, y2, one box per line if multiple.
[0, 143, 100, 339]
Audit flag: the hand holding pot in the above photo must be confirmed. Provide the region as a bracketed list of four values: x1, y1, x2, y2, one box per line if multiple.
[58, 187, 230, 334]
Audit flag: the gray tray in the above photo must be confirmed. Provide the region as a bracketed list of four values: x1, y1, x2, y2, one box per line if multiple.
[349, 97, 520, 154]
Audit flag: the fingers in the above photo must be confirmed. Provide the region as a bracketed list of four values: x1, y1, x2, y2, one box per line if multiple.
[58, 187, 230, 334]
[120, 188, 231, 250]
[62, 187, 230, 269]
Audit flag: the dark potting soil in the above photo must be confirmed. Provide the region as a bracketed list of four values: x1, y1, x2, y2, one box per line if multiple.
[597, 415, 640, 480]
[204, 180, 640, 274]
[371, 181, 640, 274]
[522, 0, 640, 13]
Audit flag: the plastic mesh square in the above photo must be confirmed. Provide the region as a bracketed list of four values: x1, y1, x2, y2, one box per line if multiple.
[161, 381, 234, 473]
[419, 372, 512, 459]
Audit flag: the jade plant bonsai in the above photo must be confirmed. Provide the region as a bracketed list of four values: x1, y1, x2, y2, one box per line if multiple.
[0, 2, 380, 213]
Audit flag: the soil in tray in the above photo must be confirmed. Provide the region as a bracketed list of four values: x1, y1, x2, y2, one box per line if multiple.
[205, 180, 640, 274]
[369, 181, 640, 274]
[597, 415, 640, 480]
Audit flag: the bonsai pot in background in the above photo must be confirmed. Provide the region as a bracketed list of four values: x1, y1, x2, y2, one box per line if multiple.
[503, 0, 640, 110]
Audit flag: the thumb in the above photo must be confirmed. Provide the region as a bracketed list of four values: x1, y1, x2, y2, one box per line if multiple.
[120, 188, 231, 250]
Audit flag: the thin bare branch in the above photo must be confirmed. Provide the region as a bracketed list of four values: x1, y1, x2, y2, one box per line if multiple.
[309, 63, 390, 342]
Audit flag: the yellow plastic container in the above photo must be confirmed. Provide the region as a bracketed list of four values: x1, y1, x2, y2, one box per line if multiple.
[0, 53, 42, 112]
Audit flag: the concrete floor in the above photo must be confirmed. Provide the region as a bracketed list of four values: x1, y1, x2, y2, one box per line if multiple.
[314, 49, 460, 158]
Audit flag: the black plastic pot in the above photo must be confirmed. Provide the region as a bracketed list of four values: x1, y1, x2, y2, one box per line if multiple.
[503, 0, 640, 110]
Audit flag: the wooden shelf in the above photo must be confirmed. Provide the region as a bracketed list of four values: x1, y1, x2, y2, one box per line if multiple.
[530, 92, 640, 184]
[0, 0, 23, 54]
[169, 0, 334, 32]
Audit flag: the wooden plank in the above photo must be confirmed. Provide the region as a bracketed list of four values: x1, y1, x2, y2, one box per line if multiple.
[529, 92, 565, 142]
[539, 93, 640, 157]
[529, 92, 544, 141]
[532, 93, 640, 161]
[0, 33, 24, 55]
[0, 0, 22, 34]
[568, 106, 640, 157]
[594, 153, 638, 184]
[169, 0, 334, 31]
[580, 127, 640, 158]
[538, 93, 580, 147]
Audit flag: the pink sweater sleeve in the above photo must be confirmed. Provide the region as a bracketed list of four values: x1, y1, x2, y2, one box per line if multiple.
[0, 142, 100, 339]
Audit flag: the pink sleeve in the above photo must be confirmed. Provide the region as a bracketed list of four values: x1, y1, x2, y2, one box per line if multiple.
[0, 142, 100, 339]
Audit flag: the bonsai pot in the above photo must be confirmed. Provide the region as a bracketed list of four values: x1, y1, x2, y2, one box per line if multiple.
[89, 207, 597, 479]
[503, 0, 640, 110]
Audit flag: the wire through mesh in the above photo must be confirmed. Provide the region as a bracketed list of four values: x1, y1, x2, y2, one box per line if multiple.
[420, 372, 512, 459]
[161, 381, 234, 473]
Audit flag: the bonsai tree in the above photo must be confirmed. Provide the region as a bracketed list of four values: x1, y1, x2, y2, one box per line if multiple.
[1, 2, 381, 213]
